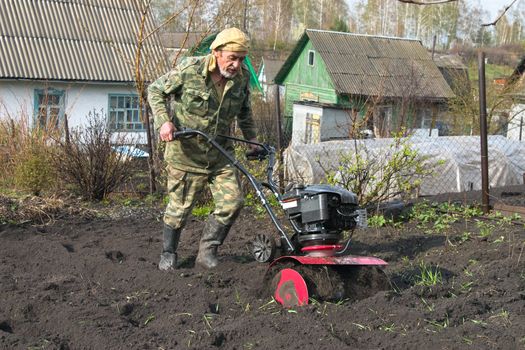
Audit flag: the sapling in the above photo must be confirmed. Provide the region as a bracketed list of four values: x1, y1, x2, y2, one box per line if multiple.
[323, 132, 436, 207]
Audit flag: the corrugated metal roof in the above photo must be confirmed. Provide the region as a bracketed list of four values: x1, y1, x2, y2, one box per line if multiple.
[0, 0, 168, 82]
[307, 30, 454, 99]
[276, 29, 454, 100]
[433, 54, 468, 70]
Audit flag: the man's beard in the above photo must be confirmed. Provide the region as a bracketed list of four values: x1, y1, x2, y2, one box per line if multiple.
[219, 66, 237, 79]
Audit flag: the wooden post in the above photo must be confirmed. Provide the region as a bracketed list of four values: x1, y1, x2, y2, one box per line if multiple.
[478, 52, 489, 214]
[63, 113, 70, 147]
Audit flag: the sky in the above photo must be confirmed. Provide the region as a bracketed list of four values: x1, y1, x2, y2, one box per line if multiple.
[469, 0, 522, 19]
[344, 0, 523, 21]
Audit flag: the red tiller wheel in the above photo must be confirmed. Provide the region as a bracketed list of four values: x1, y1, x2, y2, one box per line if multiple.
[273, 268, 309, 307]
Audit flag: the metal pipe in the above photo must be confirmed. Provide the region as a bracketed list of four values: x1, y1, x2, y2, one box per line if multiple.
[431, 35, 437, 60]
[478, 51, 490, 214]
[520, 116, 523, 141]
[274, 84, 284, 192]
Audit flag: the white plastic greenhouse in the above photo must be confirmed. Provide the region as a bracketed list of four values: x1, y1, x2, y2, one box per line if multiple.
[283, 136, 525, 196]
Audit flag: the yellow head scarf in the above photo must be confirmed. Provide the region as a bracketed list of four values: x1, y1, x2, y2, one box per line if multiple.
[208, 28, 250, 72]
[210, 27, 250, 52]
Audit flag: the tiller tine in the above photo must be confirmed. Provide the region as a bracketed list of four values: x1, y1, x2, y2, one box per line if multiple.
[267, 256, 390, 307]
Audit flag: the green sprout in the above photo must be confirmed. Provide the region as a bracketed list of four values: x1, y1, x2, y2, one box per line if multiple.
[415, 261, 442, 287]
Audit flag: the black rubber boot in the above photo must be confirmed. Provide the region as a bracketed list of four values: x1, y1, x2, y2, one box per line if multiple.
[158, 224, 181, 271]
[196, 216, 231, 269]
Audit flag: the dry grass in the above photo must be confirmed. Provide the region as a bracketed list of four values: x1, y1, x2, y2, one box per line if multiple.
[0, 113, 59, 194]
[0, 194, 99, 225]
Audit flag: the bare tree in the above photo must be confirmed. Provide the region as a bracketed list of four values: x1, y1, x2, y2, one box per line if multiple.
[397, 0, 457, 4]
[482, 0, 520, 26]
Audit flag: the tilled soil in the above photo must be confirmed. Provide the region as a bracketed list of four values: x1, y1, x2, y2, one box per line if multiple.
[0, 205, 524, 350]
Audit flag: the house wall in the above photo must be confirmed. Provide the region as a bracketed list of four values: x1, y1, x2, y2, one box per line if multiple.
[282, 41, 337, 119]
[0, 80, 148, 143]
[292, 101, 446, 144]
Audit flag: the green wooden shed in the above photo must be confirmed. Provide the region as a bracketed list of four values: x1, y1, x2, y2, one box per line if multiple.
[274, 29, 454, 141]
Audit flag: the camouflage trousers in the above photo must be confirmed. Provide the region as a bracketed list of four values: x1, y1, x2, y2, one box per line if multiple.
[163, 164, 244, 229]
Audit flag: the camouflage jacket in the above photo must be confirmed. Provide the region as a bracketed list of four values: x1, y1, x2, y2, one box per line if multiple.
[147, 54, 256, 173]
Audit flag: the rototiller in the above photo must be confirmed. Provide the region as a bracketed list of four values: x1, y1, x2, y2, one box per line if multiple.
[173, 129, 389, 307]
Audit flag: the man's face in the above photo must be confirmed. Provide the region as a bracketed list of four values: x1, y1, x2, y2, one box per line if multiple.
[213, 50, 247, 78]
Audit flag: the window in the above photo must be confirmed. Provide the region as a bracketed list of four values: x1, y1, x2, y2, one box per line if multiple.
[308, 50, 315, 66]
[108, 94, 144, 131]
[34, 89, 65, 129]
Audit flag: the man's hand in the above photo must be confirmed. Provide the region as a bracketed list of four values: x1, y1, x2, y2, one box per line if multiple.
[159, 122, 177, 142]
[245, 138, 267, 160]
[247, 138, 262, 152]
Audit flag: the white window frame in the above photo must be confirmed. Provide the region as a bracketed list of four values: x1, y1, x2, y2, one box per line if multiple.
[307, 50, 315, 67]
[108, 94, 144, 132]
[34, 88, 65, 129]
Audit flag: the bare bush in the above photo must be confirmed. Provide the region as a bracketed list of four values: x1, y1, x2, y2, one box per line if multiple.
[54, 110, 137, 201]
[249, 92, 280, 145]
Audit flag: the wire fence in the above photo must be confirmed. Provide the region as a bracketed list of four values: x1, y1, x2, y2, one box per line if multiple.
[251, 56, 525, 214]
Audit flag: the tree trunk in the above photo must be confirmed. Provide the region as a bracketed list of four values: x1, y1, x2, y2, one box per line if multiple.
[144, 105, 157, 194]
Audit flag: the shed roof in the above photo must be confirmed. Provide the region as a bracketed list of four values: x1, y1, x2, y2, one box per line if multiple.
[0, 0, 168, 82]
[434, 54, 466, 69]
[275, 29, 454, 100]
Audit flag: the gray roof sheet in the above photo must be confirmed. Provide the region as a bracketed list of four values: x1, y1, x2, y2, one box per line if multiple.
[433, 54, 468, 70]
[277, 30, 454, 99]
[0, 0, 168, 82]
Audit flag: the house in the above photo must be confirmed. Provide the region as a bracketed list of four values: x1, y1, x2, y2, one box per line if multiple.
[274, 29, 454, 144]
[257, 57, 285, 99]
[506, 55, 525, 141]
[0, 0, 168, 144]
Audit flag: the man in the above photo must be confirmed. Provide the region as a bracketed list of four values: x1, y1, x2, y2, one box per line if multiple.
[147, 27, 259, 270]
